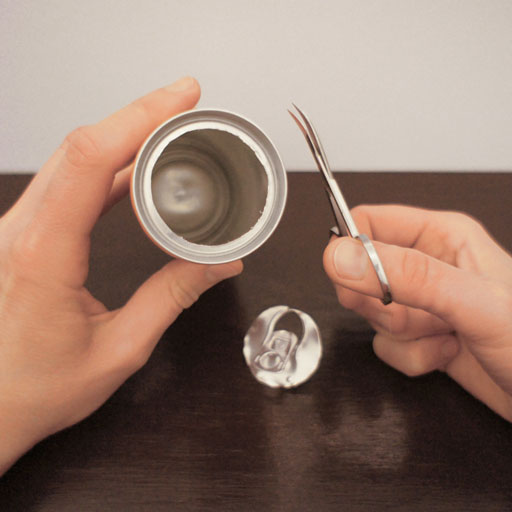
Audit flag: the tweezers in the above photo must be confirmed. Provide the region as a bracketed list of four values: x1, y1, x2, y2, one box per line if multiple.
[289, 104, 392, 305]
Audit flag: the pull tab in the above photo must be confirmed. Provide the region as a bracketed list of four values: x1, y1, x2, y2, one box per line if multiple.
[254, 329, 298, 373]
[243, 306, 322, 389]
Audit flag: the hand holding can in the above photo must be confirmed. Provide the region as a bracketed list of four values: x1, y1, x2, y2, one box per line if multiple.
[0, 78, 243, 475]
[131, 109, 287, 263]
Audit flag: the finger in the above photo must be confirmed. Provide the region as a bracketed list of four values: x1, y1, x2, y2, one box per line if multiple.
[374, 332, 512, 421]
[17, 156, 133, 231]
[38, 77, 201, 238]
[335, 285, 366, 310]
[351, 204, 431, 248]
[101, 163, 133, 216]
[445, 343, 512, 421]
[373, 332, 460, 377]
[351, 204, 473, 257]
[102, 259, 243, 372]
[324, 236, 512, 343]
[336, 286, 451, 340]
[351, 204, 512, 283]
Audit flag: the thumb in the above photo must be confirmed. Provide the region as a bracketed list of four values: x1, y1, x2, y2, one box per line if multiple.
[105, 258, 242, 369]
[323, 237, 509, 341]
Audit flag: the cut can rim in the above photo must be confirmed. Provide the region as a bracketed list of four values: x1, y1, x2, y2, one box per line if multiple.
[131, 108, 288, 264]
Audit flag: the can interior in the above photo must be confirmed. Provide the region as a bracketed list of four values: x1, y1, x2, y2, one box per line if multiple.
[151, 128, 269, 246]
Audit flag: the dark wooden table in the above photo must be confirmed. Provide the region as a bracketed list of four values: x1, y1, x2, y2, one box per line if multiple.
[1, 172, 512, 511]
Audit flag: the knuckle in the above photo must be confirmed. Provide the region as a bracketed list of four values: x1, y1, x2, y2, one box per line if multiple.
[112, 338, 151, 375]
[373, 333, 432, 378]
[386, 309, 408, 338]
[402, 344, 428, 377]
[403, 362, 424, 378]
[10, 225, 43, 271]
[130, 96, 156, 125]
[62, 125, 103, 169]
[401, 249, 431, 292]
[372, 333, 390, 362]
[487, 281, 512, 321]
[168, 278, 200, 311]
[447, 210, 476, 227]
[350, 204, 368, 217]
[350, 204, 370, 225]
[126, 346, 151, 373]
[446, 211, 487, 238]
[336, 286, 364, 310]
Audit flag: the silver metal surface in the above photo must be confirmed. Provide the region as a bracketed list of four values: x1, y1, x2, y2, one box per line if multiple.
[357, 234, 392, 305]
[243, 306, 322, 389]
[288, 104, 358, 238]
[132, 109, 287, 264]
[289, 104, 393, 305]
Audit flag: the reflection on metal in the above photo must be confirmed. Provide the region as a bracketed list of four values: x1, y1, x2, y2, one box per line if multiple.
[243, 306, 322, 389]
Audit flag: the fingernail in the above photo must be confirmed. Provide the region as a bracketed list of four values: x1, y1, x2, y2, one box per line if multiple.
[441, 339, 459, 358]
[165, 76, 196, 93]
[206, 262, 242, 284]
[333, 238, 368, 280]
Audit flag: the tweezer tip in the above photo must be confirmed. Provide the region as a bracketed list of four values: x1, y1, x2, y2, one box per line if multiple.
[288, 108, 302, 126]
[288, 104, 298, 115]
[289, 103, 306, 117]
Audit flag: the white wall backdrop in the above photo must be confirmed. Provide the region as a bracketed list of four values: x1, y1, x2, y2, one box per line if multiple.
[1, 0, 511, 173]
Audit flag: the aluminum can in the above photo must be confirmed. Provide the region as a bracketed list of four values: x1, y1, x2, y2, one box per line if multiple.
[131, 109, 287, 264]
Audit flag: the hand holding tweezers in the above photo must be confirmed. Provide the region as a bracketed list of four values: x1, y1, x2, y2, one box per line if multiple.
[289, 104, 392, 305]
